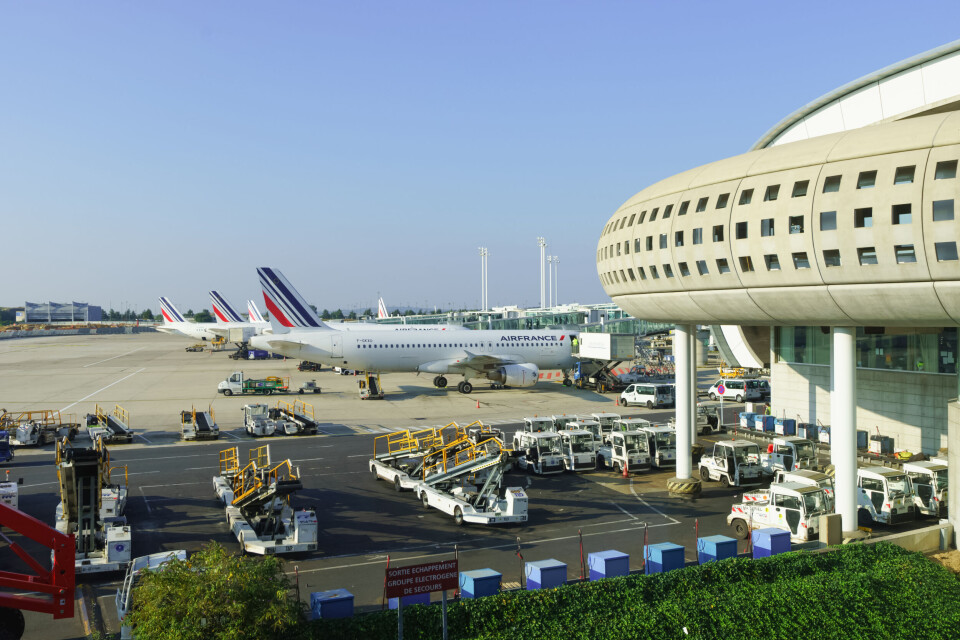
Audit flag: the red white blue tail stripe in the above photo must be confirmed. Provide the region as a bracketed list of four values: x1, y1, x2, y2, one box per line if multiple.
[257, 267, 325, 329]
[209, 290, 245, 323]
[158, 297, 186, 323]
[247, 300, 266, 323]
[377, 297, 388, 319]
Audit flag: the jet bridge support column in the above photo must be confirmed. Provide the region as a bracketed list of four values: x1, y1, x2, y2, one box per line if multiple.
[831, 327, 858, 533]
[667, 323, 701, 497]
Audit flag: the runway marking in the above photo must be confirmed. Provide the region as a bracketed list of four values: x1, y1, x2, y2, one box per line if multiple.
[222, 431, 243, 440]
[59, 367, 146, 412]
[612, 501, 638, 520]
[137, 434, 153, 444]
[83, 347, 146, 368]
[293, 520, 677, 575]
[347, 454, 368, 458]
[140, 481, 206, 516]
[629, 478, 680, 524]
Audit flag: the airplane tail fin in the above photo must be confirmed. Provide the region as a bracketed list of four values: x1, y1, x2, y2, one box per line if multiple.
[257, 267, 330, 331]
[377, 297, 389, 319]
[158, 297, 186, 324]
[247, 300, 266, 324]
[209, 291, 245, 324]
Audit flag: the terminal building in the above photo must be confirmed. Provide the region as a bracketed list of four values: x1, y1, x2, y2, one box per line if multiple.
[596, 41, 960, 534]
[15, 301, 103, 323]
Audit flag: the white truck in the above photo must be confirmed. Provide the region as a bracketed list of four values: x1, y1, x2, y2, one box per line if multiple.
[857, 466, 917, 526]
[590, 412, 621, 443]
[567, 419, 602, 449]
[557, 428, 597, 471]
[772, 469, 835, 510]
[596, 431, 652, 474]
[904, 461, 948, 518]
[698, 440, 763, 487]
[759, 437, 818, 476]
[116, 549, 188, 639]
[727, 482, 830, 542]
[511, 416, 556, 450]
[242, 403, 277, 437]
[515, 431, 565, 475]
[637, 425, 677, 469]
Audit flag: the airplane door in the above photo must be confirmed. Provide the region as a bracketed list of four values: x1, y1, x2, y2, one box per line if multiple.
[330, 333, 342, 358]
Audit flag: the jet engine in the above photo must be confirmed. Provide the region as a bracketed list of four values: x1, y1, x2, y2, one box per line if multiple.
[488, 363, 539, 387]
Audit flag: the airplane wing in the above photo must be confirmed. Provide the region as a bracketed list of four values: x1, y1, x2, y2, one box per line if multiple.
[417, 351, 525, 374]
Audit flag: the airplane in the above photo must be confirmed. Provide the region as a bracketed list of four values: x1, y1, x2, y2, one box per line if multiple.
[247, 299, 267, 324]
[249, 267, 577, 394]
[156, 297, 220, 340]
[208, 291, 270, 335]
[377, 297, 389, 319]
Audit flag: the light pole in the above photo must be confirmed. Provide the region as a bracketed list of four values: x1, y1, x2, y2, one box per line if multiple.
[547, 255, 554, 308]
[553, 256, 560, 306]
[537, 237, 546, 309]
[478, 247, 489, 311]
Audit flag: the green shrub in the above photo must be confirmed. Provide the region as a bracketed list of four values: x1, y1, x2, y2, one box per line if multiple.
[311, 543, 960, 640]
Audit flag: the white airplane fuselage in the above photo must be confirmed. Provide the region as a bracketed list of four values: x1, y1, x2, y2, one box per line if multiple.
[157, 322, 219, 341]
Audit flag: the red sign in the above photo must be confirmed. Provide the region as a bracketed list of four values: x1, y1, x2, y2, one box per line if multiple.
[385, 559, 459, 598]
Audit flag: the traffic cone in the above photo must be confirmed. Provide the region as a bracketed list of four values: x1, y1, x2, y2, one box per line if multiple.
[476, 400, 480, 409]
[622, 461, 629, 478]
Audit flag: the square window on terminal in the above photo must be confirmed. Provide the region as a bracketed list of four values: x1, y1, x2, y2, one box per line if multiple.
[858, 247, 878, 265]
[764, 254, 781, 271]
[692, 228, 703, 245]
[713, 225, 724, 242]
[638, 267, 646, 280]
[892, 204, 912, 225]
[823, 175, 842, 193]
[895, 245, 916, 264]
[627, 213, 636, 226]
[820, 211, 837, 231]
[935, 242, 958, 261]
[646, 236, 653, 251]
[696, 197, 708, 213]
[696, 260, 708, 275]
[659, 234, 668, 249]
[935, 160, 957, 180]
[662, 264, 674, 278]
[639, 211, 646, 224]
[792, 252, 810, 269]
[894, 166, 915, 184]
[789, 215, 804, 234]
[716, 258, 731, 273]
[933, 199, 954, 221]
[857, 171, 877, 189]
[650, 265, 659, 279]
[823, 249, 841, 267]
[761, 218, 775, 236]
[792, 180, 809, 198]
[678, 201, 689, 216]
[675, 231, 684, 246]
[649, 209, 658, 222]
[854, 208, 873, 228]
[739, 256, 754, 272]
[739, 189, 753, 205]
[678, 262, 691, 277]
[764, 185, 779, 201]
[664, 204, 673, 218]
[735, 221, 748, 239]
[716, 193, 729, 209]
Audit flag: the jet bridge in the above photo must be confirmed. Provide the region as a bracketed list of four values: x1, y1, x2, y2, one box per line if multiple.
[212, 445, 318, 555]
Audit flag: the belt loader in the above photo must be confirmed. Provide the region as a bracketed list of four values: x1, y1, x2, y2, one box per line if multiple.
[370, 427, 451, 492]
[55, 438, 131, 573]
[86, 404, 134, 444]
[270, 399, 320, 435]
[727, 482, 830, 542]
[414, 436, 527, 525]
[213, 445, 318, 555]
[3, 409, 81, 446]
[180, 405, 220, 441]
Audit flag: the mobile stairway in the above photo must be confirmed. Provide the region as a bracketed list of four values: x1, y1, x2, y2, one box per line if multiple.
[212, 445, 318, 555]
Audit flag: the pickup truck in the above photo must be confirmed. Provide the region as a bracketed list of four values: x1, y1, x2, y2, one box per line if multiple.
[727, 482, 830, 542]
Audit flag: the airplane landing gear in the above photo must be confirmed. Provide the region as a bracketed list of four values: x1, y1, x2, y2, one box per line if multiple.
[433, 376, 448, 388]
[563, 378, 572, 387]
[457, 381, 473, 394]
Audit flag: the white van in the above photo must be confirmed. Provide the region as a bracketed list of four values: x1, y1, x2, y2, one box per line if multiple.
[619, 383, 674, 409]
[707, 379, 760, 403]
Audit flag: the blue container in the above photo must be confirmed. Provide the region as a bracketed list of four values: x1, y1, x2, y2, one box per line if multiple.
[760, 415, 776, 432]
[697, 535, 738, 564]
[818, 425, 831, 445]
[388, 592, 431, 609]
[310, 589, 354, 620]
[525, 559, 567, 590]
[460, 569, 501, 599]
[775, 419, 796, 436]
[856, 429, 868, 449]
[739, 412, 756, 429]
[752, 528, 791, 558]
[797, 423, 816, 440]
[588, 550, 629, 581]
[644, 543, 685, 574]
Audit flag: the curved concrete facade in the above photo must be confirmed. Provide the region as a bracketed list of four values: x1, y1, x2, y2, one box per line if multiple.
[597, 111, 960, 326]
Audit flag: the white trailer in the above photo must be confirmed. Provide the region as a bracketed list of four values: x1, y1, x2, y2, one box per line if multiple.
[904, 461, 948, 518]
[597, 431, 652, 473]
[857, 466, 917, 526]
[698, 440, 763, 487]
[759, 437, 818, 475]
[557, 429, 597, 471]
[637, 425, 677, 469]
[213, 445, 318, 555]
[727, 482, 830, 542]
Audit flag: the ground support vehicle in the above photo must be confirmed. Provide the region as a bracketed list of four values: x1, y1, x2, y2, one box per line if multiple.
[567, 419, 602, 450]
[298, 360, 322, 372]
[572, 333, 635, 391]
[857, 466, 917, 526]
[116, 550, 187, 640]
[637, 425, 677, 469]
[707, 378, 761, 403]
[464, 420, 504, 445]
[359, 373, 384, 399]
[55, 437, 131, 573]
[550, 415, 579, 430]
[590, 412, 621, 443]
[213, 445, 318, 555]
[618, 382, 675, 408]
[511, 417, 556, 450]
[229, 345, 250, 360]
[243, 404, 277, 437]
[572, 360, 627, 393]
[613, 417, 653, 436]
[557, 429, 597, 471]
[4, 409, 81, 446]
[270, 400, 320, 435]
[773, 469, 835, 510]
[218, 371, 290, 396]
[904, 461, 948, 517]
[211, 336, 227, 351]
[369, 427, 447, 491]
[727, 482, 830, 542]
[698, 440, 763, 487]
[185, 343, 205, 352]
[597, 431, 651, 474]
[760, 437, 818, 476]
[85, 404, 134, 444]
[298, 380, 322, 394]
[515, 431, 565, 475]
[180, 406, 220, 441]
[414, 436, 527, 525]
[0, 494, 76, 640]
[0, 430, 13, 463]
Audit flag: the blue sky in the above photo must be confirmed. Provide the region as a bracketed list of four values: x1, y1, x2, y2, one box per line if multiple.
[3, 2, 959, 314]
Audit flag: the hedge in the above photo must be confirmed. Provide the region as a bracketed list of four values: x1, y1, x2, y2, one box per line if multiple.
[310, 543, 960, 640]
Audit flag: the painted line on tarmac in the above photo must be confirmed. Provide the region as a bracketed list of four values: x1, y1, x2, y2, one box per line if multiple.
[611, 501, 638, 520]
[137, 434, 153, 444]
[83, 347, 146, 368]
[629, 478, 680, 524]
[140, 481, 205, 515]
[60, 367, 146, 412]
[293, 520, 676, 575]
[222, 431, 243, 440]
